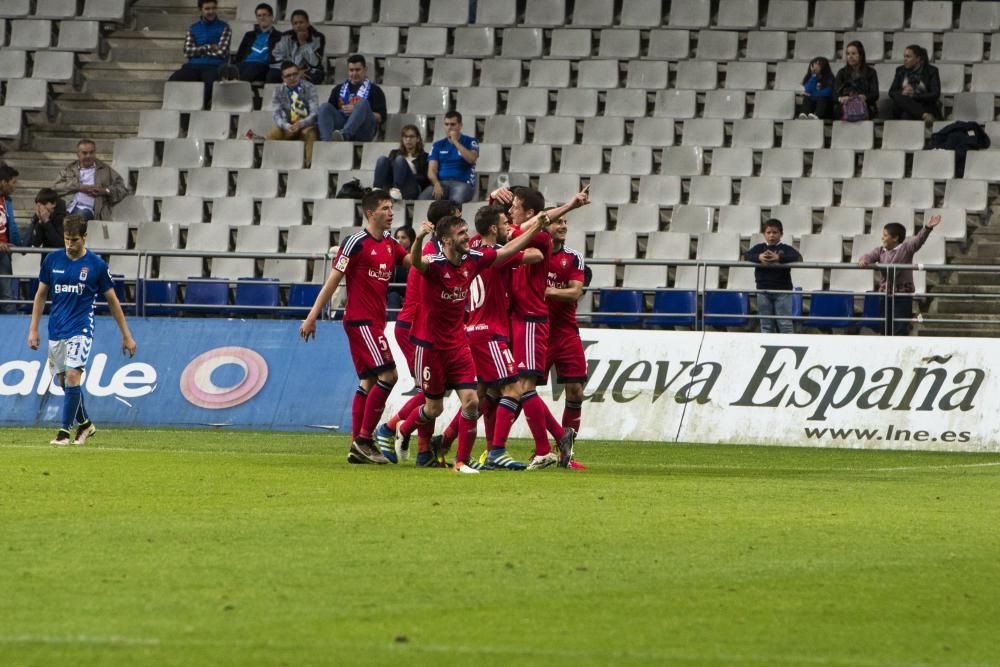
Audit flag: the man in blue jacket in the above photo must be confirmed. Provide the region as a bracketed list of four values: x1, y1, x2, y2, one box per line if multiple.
[0, 164, 23, 314]
[745, 219, 802, 333]
[168, 0, 232, 109]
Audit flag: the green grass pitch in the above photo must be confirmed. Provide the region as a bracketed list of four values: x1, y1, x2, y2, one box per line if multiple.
[2, 428, 1000, 666]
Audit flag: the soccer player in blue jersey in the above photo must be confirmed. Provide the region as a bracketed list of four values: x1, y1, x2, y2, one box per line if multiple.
[27, 216, 138, 446]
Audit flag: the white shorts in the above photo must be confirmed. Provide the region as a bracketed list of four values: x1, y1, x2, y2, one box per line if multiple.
[48, 335, 93, 375]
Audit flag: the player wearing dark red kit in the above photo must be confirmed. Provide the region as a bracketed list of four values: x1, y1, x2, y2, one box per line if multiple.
[489, 185, 589, 469]
[398, 209, 557, 474]
[300, 189, 409, 464]
[545, 215, 588, 468]
[375, 199, 459, 467]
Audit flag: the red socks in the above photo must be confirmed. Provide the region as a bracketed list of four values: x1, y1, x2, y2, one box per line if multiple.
[360, 380, 393, 441]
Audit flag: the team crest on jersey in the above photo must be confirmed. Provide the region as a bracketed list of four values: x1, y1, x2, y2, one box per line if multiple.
[335, 255, 349, 272]
[79, 267, 89, 280]
[561, 259, 568, 267]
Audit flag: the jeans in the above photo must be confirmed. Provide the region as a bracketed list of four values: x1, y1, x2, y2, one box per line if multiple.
[70, 206, 95, 221]
[419, 180, 475, 203]
[757, 291, 795, 333]
[317, 98, 378, 141]
[0, 251, 16, 314]
[238, 61, 271, 83]
[881, 293, 913, 336]
[373, 155, 423, 200]
[264, 124, 319, 166]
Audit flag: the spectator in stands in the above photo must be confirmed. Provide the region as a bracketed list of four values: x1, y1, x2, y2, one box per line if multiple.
[29, 188, 66, 251]
[267, 9, 324, 85]
[53, 139, 130, 221]
[168, 0, 232, 109]
[834, 41, 879, 120]
[265, 61, 319, 167]
[0, 164, 21, 314]
[317, 54, 386, 143]
[373, 125, 430, 201]
[745, 219, 802, 334]
[232, 2, 280, 83]
[421, 111, 479, 204]
[387, 225, 415, 315]
[798, 57, 835, 120]
[858, 216, 941, 336]
[887, 45, 941, 123]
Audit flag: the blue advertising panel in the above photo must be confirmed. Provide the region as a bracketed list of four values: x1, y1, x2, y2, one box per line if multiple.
[0, 316, 359, 431]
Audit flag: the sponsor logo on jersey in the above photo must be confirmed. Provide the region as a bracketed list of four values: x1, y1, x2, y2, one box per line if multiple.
[439, 286, 469, 302]
[368, 263, 392, 281]
[54, 283, 84, 295]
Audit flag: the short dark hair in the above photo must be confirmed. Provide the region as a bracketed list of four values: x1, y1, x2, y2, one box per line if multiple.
[444, 110, 463, 124]
[763, 218, 783, 233]
[435, 215, 466, 240]
[884, 223, 906, 243]
[197, 0, 217, 8]
[0, 164, 19, 182]
[361, 189, 392, 216]
[64, 215, 88, 237]
[289, 9, 310, 22]
[254, 3, 273, 15]
[427, 199, 459, 224]
[347, 54, 367, 68]
[512, 186, 544, 217]
[394, 225, 415, 246]
[280, 60, 298, 73]
[474, 206, 500, 237]
[35, 187, 59, 205]
[76, 138, 96, 149]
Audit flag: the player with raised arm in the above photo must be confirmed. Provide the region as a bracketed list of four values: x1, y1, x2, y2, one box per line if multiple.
[27, 215, 137, 446]
[545, 214, 589, 469]
[300, 189, 410, 465]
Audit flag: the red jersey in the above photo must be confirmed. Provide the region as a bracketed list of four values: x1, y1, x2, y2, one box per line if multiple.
[397, 237, 441, 326]
[547, 244, 586, 333]
[509, 227, 552, 319]
[334, 229, 408, 325]
[467, 234, 522, 339]
[411, 246, 498, 350]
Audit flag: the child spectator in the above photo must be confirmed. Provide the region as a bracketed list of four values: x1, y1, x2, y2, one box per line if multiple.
[798, 57, 834, 120]
[858, 215, 941, 336]
[745, 219, 802, 333]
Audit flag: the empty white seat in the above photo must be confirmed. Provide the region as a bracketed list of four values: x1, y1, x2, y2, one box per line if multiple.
[941, 32, 983, 63]
[598, 29, 641, 59]
[501, 28, 543, 58]
[456, 87, 498, 116]
[582, 117, 625, 145]
[31, 51, 74, 82]
[863, 1, 904, 29]
[653, 90, 697, 119]
[632, 118, 674, 147]
[675, 61, 718, 90]
[209, 257, 255, 280]
[773, 60, 809, 91]
[669, 0, 710, 27]
[136, 222, 180, 250]
[849, 234, 884, 262]
[161, 197, 206, 225]
[509, 144, 552, 173]
[0, 49, 27, 78]
[593, 231, 638, 258]
[359, 142, 396, 171]
[3, 79, 48, 110]
[616, 203, 662, 233]
[186, 111, 230, 141]
[703, 90, 746, 120]
[475, 143, 502, 174]
[380, 0, 420, 24]
[622, 264, 668, 289]
[525, 0, 566, 25]
[698, 31, 739, 60]
[718, 0, 759, 27]
[971, 64, 1000, 91]
[287, 171, 331, 201]
[881, 121, 926, 150]
[358, 26, 399, 55]
[0, 109, 23, 139]
[109, 196, 154, 223]
[427, 0, 472, 25]
[578, 60, 621, 88]
[626, 61, 669, 89]
[261, 142, 304, 170]
[287, 225, 332, 253]
[528, 60, 571, 88]
[828, 268, 877, 294]
[135, 167, 180, 197]
[871, 207, 915, 235]
[506, 88, 550, 116]
[82, 0, 127, 20]
[891, 180, 934, 209]
[236, 111, 273, 140]
[533, 117, 575, 145]
[765, 0, 808, 29]
[260, 198, 304, 226]
[724, 62, 768, 91]
[760, 148, 804, 178]
[744, 30, 787, 60]
[669, 205, 714, 234]
[588, 175, 632, 205]
[430, 58, 473, 87]
[112, 138, 156, 171]
[185, 168, 230, 198]
[211, 140, 255, 169]
[660, 146, 704, 176]
[646, 29, 690, 59]
[314, 199, 358, 227]
[790, 178, 833, 207]
[709, 147, 754, 177]
[381, 57, 424, 86]
[962, 151, 1000, 180]
[621, 0, 663, 27]
[0, 0, 30, 17]
[731, 119, 774, 148]
[793, 31, 835, 60]
[206, 198, 251, 226]
[718, 205, 762, 237]
[637, 175, 682, 205]
[949, 93, 994, 121]
[681, 119, 724, 147]
[484, 116, 526, 144]
[841, 179, 886, 208]
[610, 146, 652, 175]
[407, 86, 450, 115]
[10, 19, 52, 48]
[814, 0, 856, 29]
[475, 0, 516, 23]
[86, 221, 130, 250]
[689, 176, 732, 206]
[821, 207, 865, 237]
[861, 150, 906, 179]
[163, 139, 206, 168]
[211, 81, 253, 112]
[923, 208, 967, 241]
[811, 149, 856, 178]
[235, 226, 280, 253]
[565, 203, 608, 232]
[768, 205, 812, 238]
[236, 169, 279, 198]
[739, 177, 783, 207]
[558, 145, 604, 175]
[555, 89, 598, 117]
[647, 231, 691, 259]
[183, 222, 229, 251]
[959, 2, 1000, 31]
[831, 122, 875, 150]
[452, 26, 494, 57]
[538, 174, 580, 205]
[162, 81, 204, 111]
[944, 179, 988, 212]
[911, 1, 953, 30]
[139, 110, 181, 139]
[262, 258, 308, 283]
[54, 19, 99, 51]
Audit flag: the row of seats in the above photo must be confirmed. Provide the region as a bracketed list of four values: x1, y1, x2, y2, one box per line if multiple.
[0, 0, 125, 20]
[0, 50, 77, 83]
[225, 0, 1000, 32]
[0, 19, 108, 51]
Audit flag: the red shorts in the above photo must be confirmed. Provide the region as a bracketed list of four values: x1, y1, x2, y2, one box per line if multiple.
[345, 321, 395, 379]
[393, 321, 416, 377]
[546, 329, 588, 384]
[414, 343, 478, 399]
[510, 316, 549, 378]
[467, 332, 518, 386]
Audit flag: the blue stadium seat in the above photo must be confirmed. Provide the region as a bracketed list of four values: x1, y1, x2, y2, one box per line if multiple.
[861, 292, 884, 331]
[286, 283, 323, 318]
[593, 289, 643, 326]
[17, 278, 40, 313]
[136, 280, 178, 316]
[704, 291, 749, 327]
[649, 290, 697, 327]
[234, 278, 280, 316]
[183, 278, 229, 315]
[806, 293, 854, 328]
[96, 274, 130, 315]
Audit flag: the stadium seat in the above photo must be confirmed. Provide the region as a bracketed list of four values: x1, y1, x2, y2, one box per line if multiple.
[620, 0, 662, 28]
[358, 26, 399, 56]
[744, 30, 787, 60]
[161, 197, 206, 225]
[381, 57, 424, 86]
[689, 176, 732, 206]
[829, 268, 877, 295]
[112, 138, 156, 173]
[500, 28, 543, 58]
[861, 150, 906, 179]
[626, 61, 669, 89]
[649, 291, 697, 327]
[139, 110, 181, 139]
[789, 178, 833, 208]
[765, 0, 808, 28]
[211, 81, 253, 113]
[163, 139, 206, 169]
[209, 140, 253, 169]
[573, 0, 614, 26]
[135, 167, 180, 198]
[731, 119, 774, 148]
[910, 1, 953, 30]
[579, 60, 622, 89]
[632, 118, 675, 146]
[704, 291, 749, 327]
[525, 0, 567, 26]
[314, 199, 358, 227]
[555, 89, 598, 117]
[4, 79, 48, 110]
[752, 91, 795, 120]
[622, 265, 668, 289]
[162, 82, 204, 111]
[774, 61, 810, 91]
[260, 198, 304, 227]
[379, 0, 419, 24]
[669, 0, 710, 27]
[675, 61, 719, 90]
[31, 51, 75, 82]
[681, 119, 725, 147]
[593, 290, 643, 327]
[479, 59, 521, 87]
[427, 0, 471, 25]
[453, 27, 494, 57]
[660, 146, 704, 176]
[54, 20, 100, 52]
[185, 168, 231, 198]
[588, 175, 631, 205]
[234, 278, 280, 315]
[184, 278, 229, 313]
[593, 231, 637, 259]
[890, 180, 934, 209]
[235, 169, 279, 199]
[261, 142, 304, 170]
[509, 144, 552, 174]
[581, 117, 625, 145]
[210, 197, 254, 226]
[609, 147, 652, 176]
[539, 174, 580, 206]
[949, 93, 994, 122]
[760, 148, 804, 178]
[941, 32, 983, 63]
[806, 293, 855, 328]
[821, 207, 865, 237]
[910, 150, 954, 181]
[739, 177, 782, 207]
[534, 117, 576, 145]
[881, 121, 926, 150]
[863, 1, 904, 29]
[109, 197, 154, 224]
[82, 0, 127, 21]
[703, 91, 746, 120]
[841, 179, 887, 208]
[616, 203, 661, 233]
[811, 149, 856, 179]
[718, 205, 762, 237]
[697, 31, 739, 61]
[832, 122, 875, 150]
[943, 180, 987, 212]
[959, 2, 1000, 31]
[872, 207, 915, 236]
[769, 205, 812, 238]
[187, 111, 231, 141]
[669, 206, 714, 234]
[407, 86, 449, 115]
[0, 49, 27, 78]
[710, 147, 753, 177]
[11, 19, 52, 48]
[654, 90, 697, 119]
[558, 145, 604, 175]
[637, 175, 682, 206]
[136, 280, 178, 316]
[924, 208, 967, 242]
[506, 89, 550, 117]
[0, 109, 24, 140]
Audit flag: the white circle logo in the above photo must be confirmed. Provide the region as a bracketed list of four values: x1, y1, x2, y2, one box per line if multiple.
[179, 347, 268, 409]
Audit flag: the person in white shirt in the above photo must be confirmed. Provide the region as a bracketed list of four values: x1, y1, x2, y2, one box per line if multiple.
[52, 139, 130, 221]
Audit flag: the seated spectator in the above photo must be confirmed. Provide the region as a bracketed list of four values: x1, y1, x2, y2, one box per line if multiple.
[232, 2, 280, 83]
[373, 125, 430, 201]
[168, 0, 231, 109]
[318, 54, 386, 142]
[797, 57, 835, 120]
[29, 188, 66, 250]
[834, 41, 879, 120]
[420, 111, 479, 204]
[0, 164, 21, 314]
[745, 219, 802, 334]
[267, 10, 324, 85]
[887, 45, 941, 122]
[52, 139, 130, 221]
[265, 61, 319, 167]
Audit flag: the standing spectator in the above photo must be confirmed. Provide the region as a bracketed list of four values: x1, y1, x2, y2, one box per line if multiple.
[745, 219, 802, 334]
[318, 54, 386, 142]
[53, 139, 130, 221]
[373, 125, 430, 201]
[265, 62, 320, 167]
[267, 10, 324, 85]
[887, 45, 941, 122]
[168, 0, 231, 109]
[798, 57, 835, 120]
[232, 2, 280, 83]
[834, 41, 879, 120]
[421, 111, 479, 204]
[858, 216, 941, 336]
[29, 188, 67, 250]
[0, 164, 21, 314]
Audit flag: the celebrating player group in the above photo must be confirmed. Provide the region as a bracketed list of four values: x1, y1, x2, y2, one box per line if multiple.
[300, 184, 591, 473]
